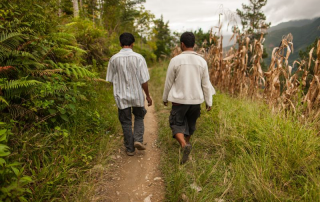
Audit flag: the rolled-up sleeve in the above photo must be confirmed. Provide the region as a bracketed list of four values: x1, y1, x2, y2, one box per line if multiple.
[201, 63, 216, 106]
[139, 57, 150, 84]
[162, 59, 176, 102]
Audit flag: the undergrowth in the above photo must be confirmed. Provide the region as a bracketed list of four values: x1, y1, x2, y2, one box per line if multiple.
[150, 63, 320, 202]
[5, 82, 120, 201]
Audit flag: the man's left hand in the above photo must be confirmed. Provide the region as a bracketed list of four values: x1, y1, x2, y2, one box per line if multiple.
[206, 105, 211, 111]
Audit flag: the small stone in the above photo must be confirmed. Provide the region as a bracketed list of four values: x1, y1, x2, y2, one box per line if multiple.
[144, 194, 152, 202]
[154, 177, 161, 181]
[190, 182, 202, 192]
[181, 194, 189, 202]
[116, 191, 120, 196]
[110, 155, 117, 160]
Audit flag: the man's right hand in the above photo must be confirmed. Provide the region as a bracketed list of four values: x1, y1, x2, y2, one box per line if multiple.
[146, 96, 152, 106]
[163, 102, 168, 106]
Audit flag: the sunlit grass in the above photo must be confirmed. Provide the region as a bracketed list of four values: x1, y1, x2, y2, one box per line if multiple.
[150, 62, 320, 201]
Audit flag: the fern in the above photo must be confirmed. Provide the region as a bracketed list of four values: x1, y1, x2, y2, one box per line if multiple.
[0, 77, 42, 99]
[8, 104, 38, 120]
[0, 32, 25, 51]
[1, 79, 42, 90]
[65, 45, 87, 54]
[0, 96, 9, 106]
[56, 63, 95, 79]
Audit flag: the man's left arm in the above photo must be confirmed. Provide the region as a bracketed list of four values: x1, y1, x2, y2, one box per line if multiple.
[201, 63, 216, 111]
[139, 58, 152, 106]
[142, 82, 152, 106]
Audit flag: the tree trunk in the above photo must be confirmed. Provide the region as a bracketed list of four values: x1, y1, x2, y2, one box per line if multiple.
[58, 0, 62, 17]
[72, 0, 79, 18]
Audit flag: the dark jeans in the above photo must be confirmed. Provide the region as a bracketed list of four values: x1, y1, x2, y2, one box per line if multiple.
[118, 107, 147, 152]
[169, 104, 201, 138]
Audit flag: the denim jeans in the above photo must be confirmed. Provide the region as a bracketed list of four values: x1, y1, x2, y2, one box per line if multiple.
[118, 107, 147, 152]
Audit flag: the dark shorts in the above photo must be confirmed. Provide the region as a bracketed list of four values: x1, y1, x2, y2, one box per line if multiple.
[169, 104, 201, 138]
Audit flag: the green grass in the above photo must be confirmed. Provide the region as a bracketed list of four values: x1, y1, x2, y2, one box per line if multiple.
[150, 62, 320, 202]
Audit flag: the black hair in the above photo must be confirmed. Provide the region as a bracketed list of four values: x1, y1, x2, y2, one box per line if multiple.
[180, 32, 195, 48]
[119, 32, 135, 46]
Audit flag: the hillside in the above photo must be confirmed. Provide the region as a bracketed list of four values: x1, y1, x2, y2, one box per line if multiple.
[264, 17, 320, 65]
[268, 18, 317, 32]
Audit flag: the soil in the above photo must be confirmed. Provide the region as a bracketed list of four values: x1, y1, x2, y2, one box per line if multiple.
[100, 103, 165, 202]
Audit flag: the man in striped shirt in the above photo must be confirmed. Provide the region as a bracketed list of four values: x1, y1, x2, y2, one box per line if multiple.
[106, 33, 152, 156]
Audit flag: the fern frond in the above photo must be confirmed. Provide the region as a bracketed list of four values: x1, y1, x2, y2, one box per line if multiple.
[49, 32, 76, 42]
[65, 45, 87, 54]
[0, 78, 42, 99]
[52, 47, 72, 58]
[1, 78, 42, 90]
[0, 66, 15, 72]
[0, 32, 25, 51]
[0, 96, 9, 106]
[31, 69, 63, 77]
[71, 67, 78, 79]
[8, 104, 38, 120]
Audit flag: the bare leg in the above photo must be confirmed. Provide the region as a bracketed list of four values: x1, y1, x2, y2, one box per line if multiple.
[175, 133, 187, 148]
[185, 135, 191, 144]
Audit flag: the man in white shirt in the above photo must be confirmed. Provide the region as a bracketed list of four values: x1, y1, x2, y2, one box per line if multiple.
[163, 32, 215, 164]
[107, 33, 152, 156]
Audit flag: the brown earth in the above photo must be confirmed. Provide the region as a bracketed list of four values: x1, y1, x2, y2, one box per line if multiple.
[98, 103, 165, 202]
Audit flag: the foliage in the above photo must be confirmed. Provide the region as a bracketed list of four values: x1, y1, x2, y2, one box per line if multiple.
[236, 0, 270, 70]
[152, 15, 173, 60]
[236, 0, 271, 35]
[193, 28, 214, 49]
[0, 0, 124, 201]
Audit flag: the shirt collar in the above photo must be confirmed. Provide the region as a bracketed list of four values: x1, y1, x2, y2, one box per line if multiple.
[120, 48, 133, 52]
[181, 51, 199, 55]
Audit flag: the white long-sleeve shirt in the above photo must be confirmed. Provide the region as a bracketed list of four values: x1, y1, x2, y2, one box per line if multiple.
[106, 48, 150, 109]
[162, 51, 216, 106]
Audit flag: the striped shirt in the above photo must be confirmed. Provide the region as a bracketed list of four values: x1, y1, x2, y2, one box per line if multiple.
[106, 48, 150, 109]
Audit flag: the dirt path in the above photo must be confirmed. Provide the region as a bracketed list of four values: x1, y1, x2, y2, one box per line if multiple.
[102, 103, 165, 202]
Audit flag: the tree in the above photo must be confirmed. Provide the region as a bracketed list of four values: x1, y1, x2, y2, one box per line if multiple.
[72, 0, 79, 18]
[236, 0, 270, 35]
[193, 28, 215, 49]
[236, 0, 271, 71]
[152, 15, 173, 60]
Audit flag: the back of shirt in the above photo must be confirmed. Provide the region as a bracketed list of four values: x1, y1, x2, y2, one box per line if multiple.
[162, 51, 215, 106]
[106, 48, 150, 109]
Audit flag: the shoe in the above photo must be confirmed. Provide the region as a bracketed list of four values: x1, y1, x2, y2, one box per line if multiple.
[134, 141, 146, 150]
[181, 144, 192, 164]
[126, 151, 135, 156]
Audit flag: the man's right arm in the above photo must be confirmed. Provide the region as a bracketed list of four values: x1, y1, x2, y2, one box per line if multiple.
[106, 59, 114, 83]
[162, 59, 175, 105]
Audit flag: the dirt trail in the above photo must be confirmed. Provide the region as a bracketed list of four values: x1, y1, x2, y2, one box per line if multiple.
[103, 103, 165, 202]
